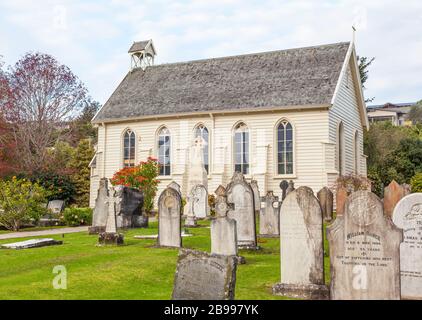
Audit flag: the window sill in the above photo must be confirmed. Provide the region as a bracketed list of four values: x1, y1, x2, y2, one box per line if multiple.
[157, 176, 173, 180]
[273, 174, 297, 179]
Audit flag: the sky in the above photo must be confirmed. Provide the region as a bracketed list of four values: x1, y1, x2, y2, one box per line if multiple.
[0, 0, 421, 106]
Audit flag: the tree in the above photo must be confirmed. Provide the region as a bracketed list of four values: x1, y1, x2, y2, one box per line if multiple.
[0, 177, 48, 231]
[0, 57, 15, 175]
[69, 139, 94, 207]
[408, 101, 422, 125]
[357, 56, 375, 103]
[364, 122, 422, 196]
[0, 52, 88, 174]
[67, 99, 100, 146]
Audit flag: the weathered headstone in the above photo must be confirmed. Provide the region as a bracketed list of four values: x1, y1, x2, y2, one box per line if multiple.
[336, 186, 348, 217]
[279, 180, 289, 201]
[184, 188, 197, 228]
[89, 178, 109, 234]
[259, 191, 280, 237]
[317, 187, 334, 222]
[47, 200, 65, 214]
[250, 180, 261, 213]
[226, 172, 257, 249]
[192, 184, 208, 219]
[185, 137, 209, 222]
[403, 183, 411, 195]
[172, 249, 237, 300]
[158, 187, 182, 248]
[1, 238, 63, 250]
[211, 186, 237, 256]
[98, 187, 124, 245]
[286, 180, 295, 195]
[327, 191, 403, 300]
[392, 193, 422, 300]
[168, 181, 181, 194]
[273, 187, 328, 299]
[384, 180, 407, 218]
[187, 136, 208, 191]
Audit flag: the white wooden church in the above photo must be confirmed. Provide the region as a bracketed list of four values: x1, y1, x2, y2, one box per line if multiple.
[89, 39, 368, 207]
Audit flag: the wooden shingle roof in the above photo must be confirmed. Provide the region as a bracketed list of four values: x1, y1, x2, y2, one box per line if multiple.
[93, 42, 350, 123]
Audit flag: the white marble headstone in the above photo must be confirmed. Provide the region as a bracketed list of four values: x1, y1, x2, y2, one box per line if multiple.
[392, 193, 422, 300]
[158, 187, 182, 247]
[226, 172, 257, 248]
[192, 184, 208, 219]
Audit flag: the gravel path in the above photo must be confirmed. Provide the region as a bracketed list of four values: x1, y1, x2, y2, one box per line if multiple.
[0, 226, 89, 240]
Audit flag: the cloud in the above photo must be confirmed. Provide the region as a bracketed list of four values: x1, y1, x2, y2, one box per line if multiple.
[0, 0, 421, 104]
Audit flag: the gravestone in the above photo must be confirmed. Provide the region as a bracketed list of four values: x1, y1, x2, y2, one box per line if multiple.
[185, 137, 208, 222]
[403, 183, 411, 195]
[115, 186, 145, 228]
[172, 249, 237, 300]
[317, 187, 334, 222]
[168, 181, 181, 194]
[226, 172, 258, 249]
[392, 193, 422, 300]
[89, 178, 109, 234]
[187, 136, 208, 191]
[259, 191, 280, 237]
[286, 180, 295, 195]
[250, 180, 261, 213]
[184, 188, 197, 228]
[279, 180, 289, 201]
[1, 238, 63, 249]
[158, 187, 182, 248]
[327, 191, 402, 300]
[384, 180, 407, 218]
[192, 184, 208, 219]
[47, 200, 65, 214]
[273, 186, 328, 299]
[98, 187, 124, 245]
[336, 186, 348, 217]
[211, 185, 237, 256]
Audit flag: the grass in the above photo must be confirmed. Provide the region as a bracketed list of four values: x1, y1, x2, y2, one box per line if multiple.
[0, 219, 331, 300]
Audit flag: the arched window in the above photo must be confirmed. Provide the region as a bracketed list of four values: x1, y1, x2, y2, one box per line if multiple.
[194, 124, 209, 174]
[277, 120, 294, 174]
[354, 131, 359, 174]
[337, 122, 344, 175]
[158, 127, 171, 176]
[233, 123, 249, 174]
[123, 129, 135, 167]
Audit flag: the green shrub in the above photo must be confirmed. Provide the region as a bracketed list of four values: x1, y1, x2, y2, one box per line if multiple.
[29, 172, 75, 203]
[411, 173, 422, 193]
[62, 207, 92, 227]
[0, 177, 48, 231]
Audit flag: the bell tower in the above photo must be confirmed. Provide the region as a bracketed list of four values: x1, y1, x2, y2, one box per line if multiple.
[128, 39, 156, 71]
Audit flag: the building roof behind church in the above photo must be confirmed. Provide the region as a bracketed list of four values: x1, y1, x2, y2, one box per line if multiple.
[93, 42, 350, 123]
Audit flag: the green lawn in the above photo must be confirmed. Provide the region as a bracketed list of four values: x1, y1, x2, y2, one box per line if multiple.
[0, 220, 331, 300]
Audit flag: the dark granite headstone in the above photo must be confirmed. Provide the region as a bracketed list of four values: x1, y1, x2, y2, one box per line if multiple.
[116, 186, 144, 228]
[279, 180, 289, 201]
[172, 249, 237, 300]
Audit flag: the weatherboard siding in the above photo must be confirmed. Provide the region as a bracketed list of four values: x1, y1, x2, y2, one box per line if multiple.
[90, 109, 331, 208]
[328, 59, 366, 190]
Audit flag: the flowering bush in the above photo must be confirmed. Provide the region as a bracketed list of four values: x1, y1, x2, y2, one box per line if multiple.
[0, 177, 48, 231]
[110, 157, 160, 213]
[62, 207, 92, 226]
